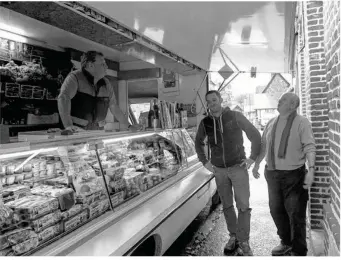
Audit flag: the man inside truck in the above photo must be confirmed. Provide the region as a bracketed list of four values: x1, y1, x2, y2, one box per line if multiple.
[195, 90, 261, 256]
[58, 50, 141, 132]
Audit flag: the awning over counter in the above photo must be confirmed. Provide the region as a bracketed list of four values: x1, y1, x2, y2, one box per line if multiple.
[86, 1, 297, 74]
[0, 1, 296, 75]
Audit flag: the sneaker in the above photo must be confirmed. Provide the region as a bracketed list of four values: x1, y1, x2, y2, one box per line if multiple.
[236, 241, 253, 256]
[271, 242, 292, 256]
[224, 235, 237, 254]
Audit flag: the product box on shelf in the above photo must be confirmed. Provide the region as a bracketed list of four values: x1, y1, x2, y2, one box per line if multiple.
[12, 235, 39, 255]
[62, 209, 88, 232]
[5, 195, 59, 220]
[37, 223, 62, 243]
[110, 190, 125, 207]
[30, 185, 75, 211]
[30, 210, 62, 233]
[0, 228, 37, 251]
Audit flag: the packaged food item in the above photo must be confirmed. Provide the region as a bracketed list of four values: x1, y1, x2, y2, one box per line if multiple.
[105, 167, 125, 181]
[6, 175, 15, 185]
[63, 209, 88, 232]
[24, 172, 33, 180]
[12, 235, 39, 255]
[75, 189, 103, 205]
[30, 185, 75, 211]
[6, 164, 15, 175]
[0, 204, 13, 228]
[23, 164, 32, 173]
[37, 223, 62, 243]
[30, 210, 61, 232]
[0, 185, 30, 202]
[6, 228, 37, 246]
[6, 195, 59, 220]
[0, 247, 14, 256]
[110, 191, 124, 207]
[109, 179, 125, 193]
[44, 176, 69, 186]
[87, 199, 109, 219]
[61, 204, 83, 220]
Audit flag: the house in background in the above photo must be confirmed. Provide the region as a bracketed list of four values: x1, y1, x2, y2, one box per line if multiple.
[230, 104, 243, 113]
[254, 73, 291, 127]
[243, 94, 257, 124]
[254, 93, 278, 126]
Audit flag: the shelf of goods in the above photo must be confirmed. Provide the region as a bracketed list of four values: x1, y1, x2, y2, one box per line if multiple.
[0, 128, 198, 256]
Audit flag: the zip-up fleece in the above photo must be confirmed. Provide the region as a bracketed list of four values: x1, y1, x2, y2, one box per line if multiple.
[195, 107, 261, 168]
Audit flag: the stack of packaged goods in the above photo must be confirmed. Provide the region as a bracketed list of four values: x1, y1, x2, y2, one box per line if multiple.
[0, 185, 31, 204]
[105, 167, 125, 206]
[2, 195, 60, 255]
[160, 150, 180, 179]
[0, 156, 65, 189]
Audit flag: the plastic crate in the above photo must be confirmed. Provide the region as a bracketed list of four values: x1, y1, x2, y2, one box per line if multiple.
[5, 83, 20, 98]
[20, 85, 46, 100]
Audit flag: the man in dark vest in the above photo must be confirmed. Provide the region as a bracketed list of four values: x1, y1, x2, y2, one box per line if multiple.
[252, 92, 316, 256]
[58, 50, 141, 131]
[195, 90, 261, 256]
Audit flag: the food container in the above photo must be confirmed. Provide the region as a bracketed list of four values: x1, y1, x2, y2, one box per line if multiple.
[12, 235, 39, 255]
[62, 209, 88, 232]
[37, 223, 62, 243]
[23, 164, 32, 172]
[61, 204, 83, 220]
[30, 185, 75, 211]
[6, 195, 59, 220]
[110, 191, 124, 207]
[30, 210, 62, 232]
[6, 228, 37, 247]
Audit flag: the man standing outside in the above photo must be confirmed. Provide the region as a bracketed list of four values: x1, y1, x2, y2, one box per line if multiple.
[195, 90, 261, 256]
[58, 50, 141, 132]
[252, 92, 316, 256]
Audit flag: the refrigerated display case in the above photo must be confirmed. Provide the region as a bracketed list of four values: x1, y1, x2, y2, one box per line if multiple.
[0, 129, 198, 256]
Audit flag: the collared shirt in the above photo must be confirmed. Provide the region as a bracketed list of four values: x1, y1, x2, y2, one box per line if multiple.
[262, 114, 316, 170]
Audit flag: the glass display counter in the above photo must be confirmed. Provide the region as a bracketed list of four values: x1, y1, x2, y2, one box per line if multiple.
[0, 129, 197, 256]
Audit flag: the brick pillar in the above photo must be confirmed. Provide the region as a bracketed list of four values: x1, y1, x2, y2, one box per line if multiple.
[323, 0, 340, 255]
[303, 1, 330, 230]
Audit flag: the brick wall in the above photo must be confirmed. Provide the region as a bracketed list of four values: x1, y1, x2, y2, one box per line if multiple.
[322, 0, 340, 254]
[303, 1, 330, 230]
[296, 0, 340, 255]
[297, 2, 307, 116]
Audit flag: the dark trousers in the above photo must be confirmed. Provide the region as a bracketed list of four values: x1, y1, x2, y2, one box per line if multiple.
[264, 165, 309, 256]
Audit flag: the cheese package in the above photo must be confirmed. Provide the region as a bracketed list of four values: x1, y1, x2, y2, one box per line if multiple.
[30, 185, 75, 211]
[30, 210, 61, 232]
[61, 204, 84, 220]
[12, 235, 39, 255]
[37, 223, 62, 243]
[6, 195, 59, 220]
[63, 210, 88, 232]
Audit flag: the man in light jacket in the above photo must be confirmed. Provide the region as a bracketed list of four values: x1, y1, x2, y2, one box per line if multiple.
[195, 90, 261, 256]
[252, 92, 316, 256]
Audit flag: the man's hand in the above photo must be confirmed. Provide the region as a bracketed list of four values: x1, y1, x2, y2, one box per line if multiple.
[128, 124, 144, 132]
[204, 161, 214, 173]
[66, 125, 84, 132]
[240, 158, 255, 169]
[252, 164, 260, 179]
[303, 167, 315, 189]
